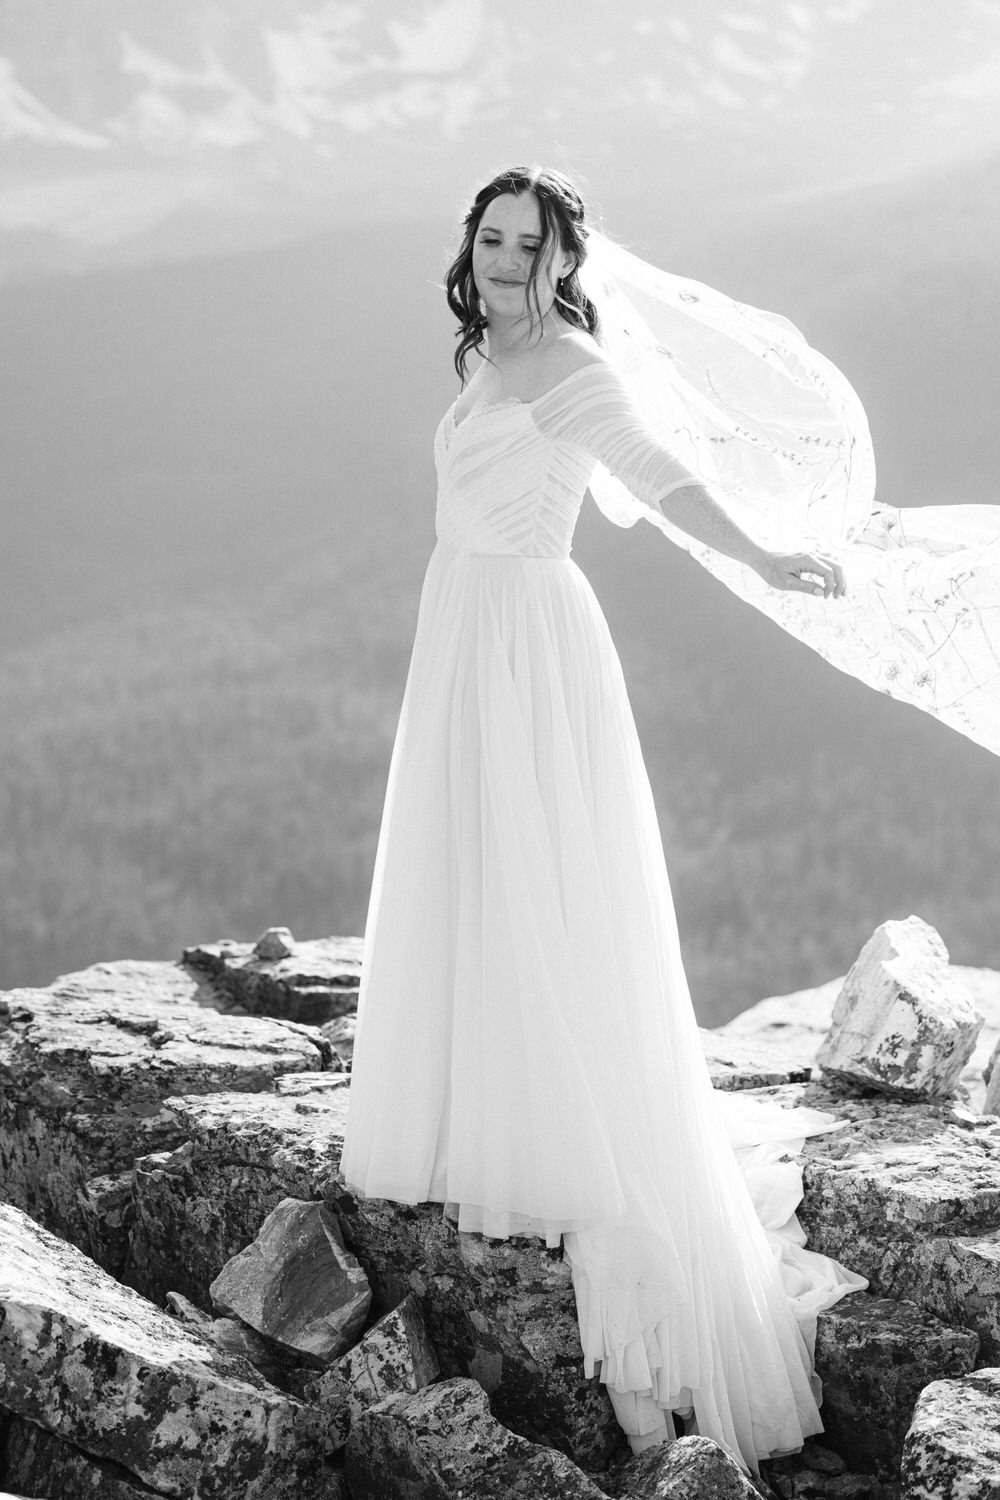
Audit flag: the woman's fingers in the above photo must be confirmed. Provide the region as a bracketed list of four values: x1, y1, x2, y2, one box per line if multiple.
[787, 552, 847, 599]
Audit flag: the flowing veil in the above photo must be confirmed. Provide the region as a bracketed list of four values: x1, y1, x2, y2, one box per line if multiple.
[577, 229, 1000, 757]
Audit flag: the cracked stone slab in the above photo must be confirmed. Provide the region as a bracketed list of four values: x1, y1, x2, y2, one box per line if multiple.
[344, 1376, 608, 1499]
[816, 918, 983, 1100]
[0, 1202, 338, 1500]
[698, 1028, 814, 1090]
[749, 1080, 1000, 1357]
[813, 1293, 978, 1471]
[900, 1368, 1000, 1499]
[0, 964, 332, 1267]
[308, 1291, 439, 1453]
[182, 937, 362, 1025]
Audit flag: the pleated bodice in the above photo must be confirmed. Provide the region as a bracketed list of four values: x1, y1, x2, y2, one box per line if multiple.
[433, 363, 702, 559]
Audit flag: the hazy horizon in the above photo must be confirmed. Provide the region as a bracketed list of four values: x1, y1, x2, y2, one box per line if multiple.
[2, 1, 999, 1020]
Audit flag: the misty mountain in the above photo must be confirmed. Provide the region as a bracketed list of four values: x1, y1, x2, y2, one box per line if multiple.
[2, 142, 999, 1015]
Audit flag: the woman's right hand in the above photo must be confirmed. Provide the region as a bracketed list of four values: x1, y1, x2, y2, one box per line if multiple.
[755, 546, 847, 599]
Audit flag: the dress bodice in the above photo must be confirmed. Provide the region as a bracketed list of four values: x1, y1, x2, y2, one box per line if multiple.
[433, 363, 702, 559]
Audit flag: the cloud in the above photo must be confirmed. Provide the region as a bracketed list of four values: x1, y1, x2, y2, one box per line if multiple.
[0, 56, 108, 147]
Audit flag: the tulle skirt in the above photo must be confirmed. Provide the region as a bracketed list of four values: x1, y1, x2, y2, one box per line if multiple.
[340, 539, 865, 1470]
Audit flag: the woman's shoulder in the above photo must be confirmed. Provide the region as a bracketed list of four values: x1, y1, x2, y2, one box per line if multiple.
[544, 325, 612, 382]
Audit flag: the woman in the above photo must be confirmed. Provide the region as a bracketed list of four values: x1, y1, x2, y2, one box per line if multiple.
[339, 164, 996, 1472]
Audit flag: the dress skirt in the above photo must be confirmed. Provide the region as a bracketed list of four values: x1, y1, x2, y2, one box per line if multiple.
[340, 537, 865, 1470]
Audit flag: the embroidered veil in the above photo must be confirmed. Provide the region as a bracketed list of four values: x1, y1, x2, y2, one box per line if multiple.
[577, 229, 1000, 756]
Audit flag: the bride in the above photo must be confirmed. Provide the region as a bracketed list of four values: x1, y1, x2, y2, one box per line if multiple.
[339, 163, 998, 1472]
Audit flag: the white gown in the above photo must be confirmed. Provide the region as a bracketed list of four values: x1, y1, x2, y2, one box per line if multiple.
[340, 361, 866, 1472]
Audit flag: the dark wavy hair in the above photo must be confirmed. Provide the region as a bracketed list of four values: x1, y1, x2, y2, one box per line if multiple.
[445, 165, 601, 384]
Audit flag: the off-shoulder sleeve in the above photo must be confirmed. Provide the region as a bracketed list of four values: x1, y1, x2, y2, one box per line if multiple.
[529, 361, 702, 515]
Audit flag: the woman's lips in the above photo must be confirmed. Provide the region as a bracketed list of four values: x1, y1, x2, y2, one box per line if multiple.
[491, 278, 523, 286]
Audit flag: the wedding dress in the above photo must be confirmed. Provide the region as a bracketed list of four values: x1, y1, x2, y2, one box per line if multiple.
[341, 230, 1000, 1471]
[339, 359, 872, 1472]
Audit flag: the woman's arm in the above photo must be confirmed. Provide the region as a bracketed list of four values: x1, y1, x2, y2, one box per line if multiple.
[531, 355, 847, 600]
[658, 483, 847, 599]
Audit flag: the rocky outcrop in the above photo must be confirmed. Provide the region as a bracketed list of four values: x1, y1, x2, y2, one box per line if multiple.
[0, 958, 334, 1273]
[900, 1368, 1000, 1500]
[209, 1198, 371, 1366]
[816, 919, 983, 1100]
[0, 1202, 338, 1499]
[3, 922, 1000, 1499]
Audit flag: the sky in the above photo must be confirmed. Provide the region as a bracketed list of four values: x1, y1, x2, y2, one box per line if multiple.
[3, 0, 1000, 272]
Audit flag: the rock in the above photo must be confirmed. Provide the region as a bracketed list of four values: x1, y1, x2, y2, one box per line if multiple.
[3, 1412, 163, 1499]
[813, 1294, 978, 1471]
[816, 918, 983, 1100]
[209, 1197, 371, 1367]
[308, 1292, 439, 1452]
[329, 1177, 620, 1469]
[166, 1290, 313, 1394]
[321, 1014, 356, 1068]
[753, 1080, 1000, 1361]
[717, 966, 1000, 1114]
[274, 1070, 351, 1096]
[0, 1201, 335, 1500]
[254, 926, 297, 960]
[126, 1080, 621, 1467]
[344, 1376, 608, 1499]
[127, 1081, 352, 1307]
[0, 962, 332, 1270]
[982, 1035, 1000, 1115]
[77, 1168, 134, 1278]
[900, 1368, 1000, 1499]
[609, 1434, 760, 1498]
[183, 935, 363, 1025]
[699, 1028, 814, 1090]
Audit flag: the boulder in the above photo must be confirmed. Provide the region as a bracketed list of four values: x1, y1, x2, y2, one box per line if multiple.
[308, 1291, 439, 1452]
[126, 1078, 622, 1468]
[813, 1294, 978, 1470]
[0, 960, 332, 1270]
[816, 918, 982, 1100]
[0, 1202, 337, 1500]
[183, 935, 362, 1025]
[344, 1376, 607, 1499]
[900, 1368, 1000, 1499]
[254, 926, 297, 961]
[611, 1434, 761, 1499]
[209, 1198, 371, 1367]
[717, 966, 1000, 1114]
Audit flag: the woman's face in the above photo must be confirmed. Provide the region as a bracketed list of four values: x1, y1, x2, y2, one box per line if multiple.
[472, 191, 573, 325]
